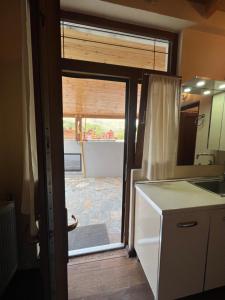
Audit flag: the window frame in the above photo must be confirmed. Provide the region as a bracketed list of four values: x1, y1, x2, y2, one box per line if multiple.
[60, 10, 178, 75]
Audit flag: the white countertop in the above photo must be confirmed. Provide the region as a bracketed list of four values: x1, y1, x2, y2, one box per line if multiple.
[135, 180, 225, 215]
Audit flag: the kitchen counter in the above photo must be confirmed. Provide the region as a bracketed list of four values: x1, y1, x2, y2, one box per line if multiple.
[134, 180, 225, 299]
[135, 180, 225, 215]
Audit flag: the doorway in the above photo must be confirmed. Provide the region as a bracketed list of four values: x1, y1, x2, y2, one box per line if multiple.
[177, 102, 200, 165]
[62, 75, 127, 256]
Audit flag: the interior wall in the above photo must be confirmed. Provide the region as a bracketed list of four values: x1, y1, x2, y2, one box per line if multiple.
[0, 1, 23, 201]
[0, 0, 36, 269]
[179, 28, 225, 82]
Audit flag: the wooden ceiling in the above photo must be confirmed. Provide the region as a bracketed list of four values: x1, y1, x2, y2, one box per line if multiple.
[188, 0, 225, 17]
[61, 25, 168, 71]
[62, 77, 141, 118]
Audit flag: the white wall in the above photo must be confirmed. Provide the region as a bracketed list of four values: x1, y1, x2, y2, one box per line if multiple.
[64, 140, 124, 177]
[180, 28, 225, 82]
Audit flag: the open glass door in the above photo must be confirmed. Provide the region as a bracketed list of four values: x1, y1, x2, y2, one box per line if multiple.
[62, 75, 127, 256]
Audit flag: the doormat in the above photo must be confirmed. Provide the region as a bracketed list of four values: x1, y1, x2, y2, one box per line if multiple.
[68, 223, 110, 251]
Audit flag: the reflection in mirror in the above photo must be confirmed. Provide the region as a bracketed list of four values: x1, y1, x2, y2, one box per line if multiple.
[177, 100, 200, 165]
[177, 87, 225, 166]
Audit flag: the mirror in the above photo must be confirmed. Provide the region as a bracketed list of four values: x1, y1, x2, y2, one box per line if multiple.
[177, 77, 225, 166]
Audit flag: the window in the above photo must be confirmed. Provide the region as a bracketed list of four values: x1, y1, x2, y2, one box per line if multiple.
[61, 22, 169, 72]
[64, 153, 82, 172]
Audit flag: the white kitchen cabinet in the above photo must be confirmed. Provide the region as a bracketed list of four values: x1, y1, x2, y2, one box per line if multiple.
[158, 212, 209, 300]
[135, 188, 209, 300]
[134, 182, 225, 300]
[205, 209, 225, 290]
[135, 191, 161, 297]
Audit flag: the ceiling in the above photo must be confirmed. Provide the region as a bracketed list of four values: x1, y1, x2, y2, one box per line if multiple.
[61, 0, 225, 37]
[60, 0, 195, 33]
[188, 0, 225, 17]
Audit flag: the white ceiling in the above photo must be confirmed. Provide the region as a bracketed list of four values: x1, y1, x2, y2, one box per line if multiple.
[60, 0, 195, 33]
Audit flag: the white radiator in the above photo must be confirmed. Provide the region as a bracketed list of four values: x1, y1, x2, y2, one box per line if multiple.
[0, 202, 17, 295]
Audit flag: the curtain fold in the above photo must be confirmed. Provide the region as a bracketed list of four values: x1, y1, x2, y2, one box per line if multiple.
[21, 0, 38, 237]
[142, 75, 181, 180]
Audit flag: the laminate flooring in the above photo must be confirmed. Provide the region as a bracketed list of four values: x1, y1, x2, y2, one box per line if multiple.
[68, 249, 153, 300]
[3, 250, 225, 300]
[68, 250, 225, 300]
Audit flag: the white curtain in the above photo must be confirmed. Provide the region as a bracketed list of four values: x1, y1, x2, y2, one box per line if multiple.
[142, 75, 181, 180]
[21, 0, 38, 237]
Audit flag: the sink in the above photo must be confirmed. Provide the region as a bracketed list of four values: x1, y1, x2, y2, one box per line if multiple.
[192, 180, 225, 196]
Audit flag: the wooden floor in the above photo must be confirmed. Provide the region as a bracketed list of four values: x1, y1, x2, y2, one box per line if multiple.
[68, 249, 153, 300]
[2, 250, 225, 299]
[68, 249, 225, 300]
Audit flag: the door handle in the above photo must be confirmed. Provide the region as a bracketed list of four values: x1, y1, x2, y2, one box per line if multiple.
[67, 215, 78, 232]
[177, 221, 198, 228]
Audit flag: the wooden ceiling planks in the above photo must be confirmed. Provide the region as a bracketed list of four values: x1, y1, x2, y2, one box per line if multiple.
[62, 77, 141, 118]
[62, 77, 126, 118]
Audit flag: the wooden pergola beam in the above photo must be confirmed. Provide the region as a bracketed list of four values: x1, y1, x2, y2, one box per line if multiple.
[205, 0, 222, 17]
[188, 0, 224, 17]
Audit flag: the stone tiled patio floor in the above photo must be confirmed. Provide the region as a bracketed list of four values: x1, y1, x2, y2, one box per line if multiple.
[65, 173, 123, 245]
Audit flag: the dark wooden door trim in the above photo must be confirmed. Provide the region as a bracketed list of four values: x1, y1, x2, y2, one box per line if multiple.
[123, 78, 138, 244]
[30, 0, 68, 299]
[29, 1, 50, 298]
[28, 3, 179, 299]
[61, 58, 177, 80]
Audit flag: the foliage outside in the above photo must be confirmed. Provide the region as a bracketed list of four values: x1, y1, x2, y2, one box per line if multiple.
[63, 117, 125, 140]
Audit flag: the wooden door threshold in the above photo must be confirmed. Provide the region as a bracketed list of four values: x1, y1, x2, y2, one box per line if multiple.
[68, 242, 124, 258]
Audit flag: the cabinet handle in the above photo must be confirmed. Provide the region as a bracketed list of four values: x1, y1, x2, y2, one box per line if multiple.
[177, 221, 198, 228]
[223, 217, 225, 221]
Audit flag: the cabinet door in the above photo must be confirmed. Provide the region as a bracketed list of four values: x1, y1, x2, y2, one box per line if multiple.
[205, 209, 225, 290]
[208, 93, 224, 150]
[134, 190, 161, 299]
[158, 211, 209, 300]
